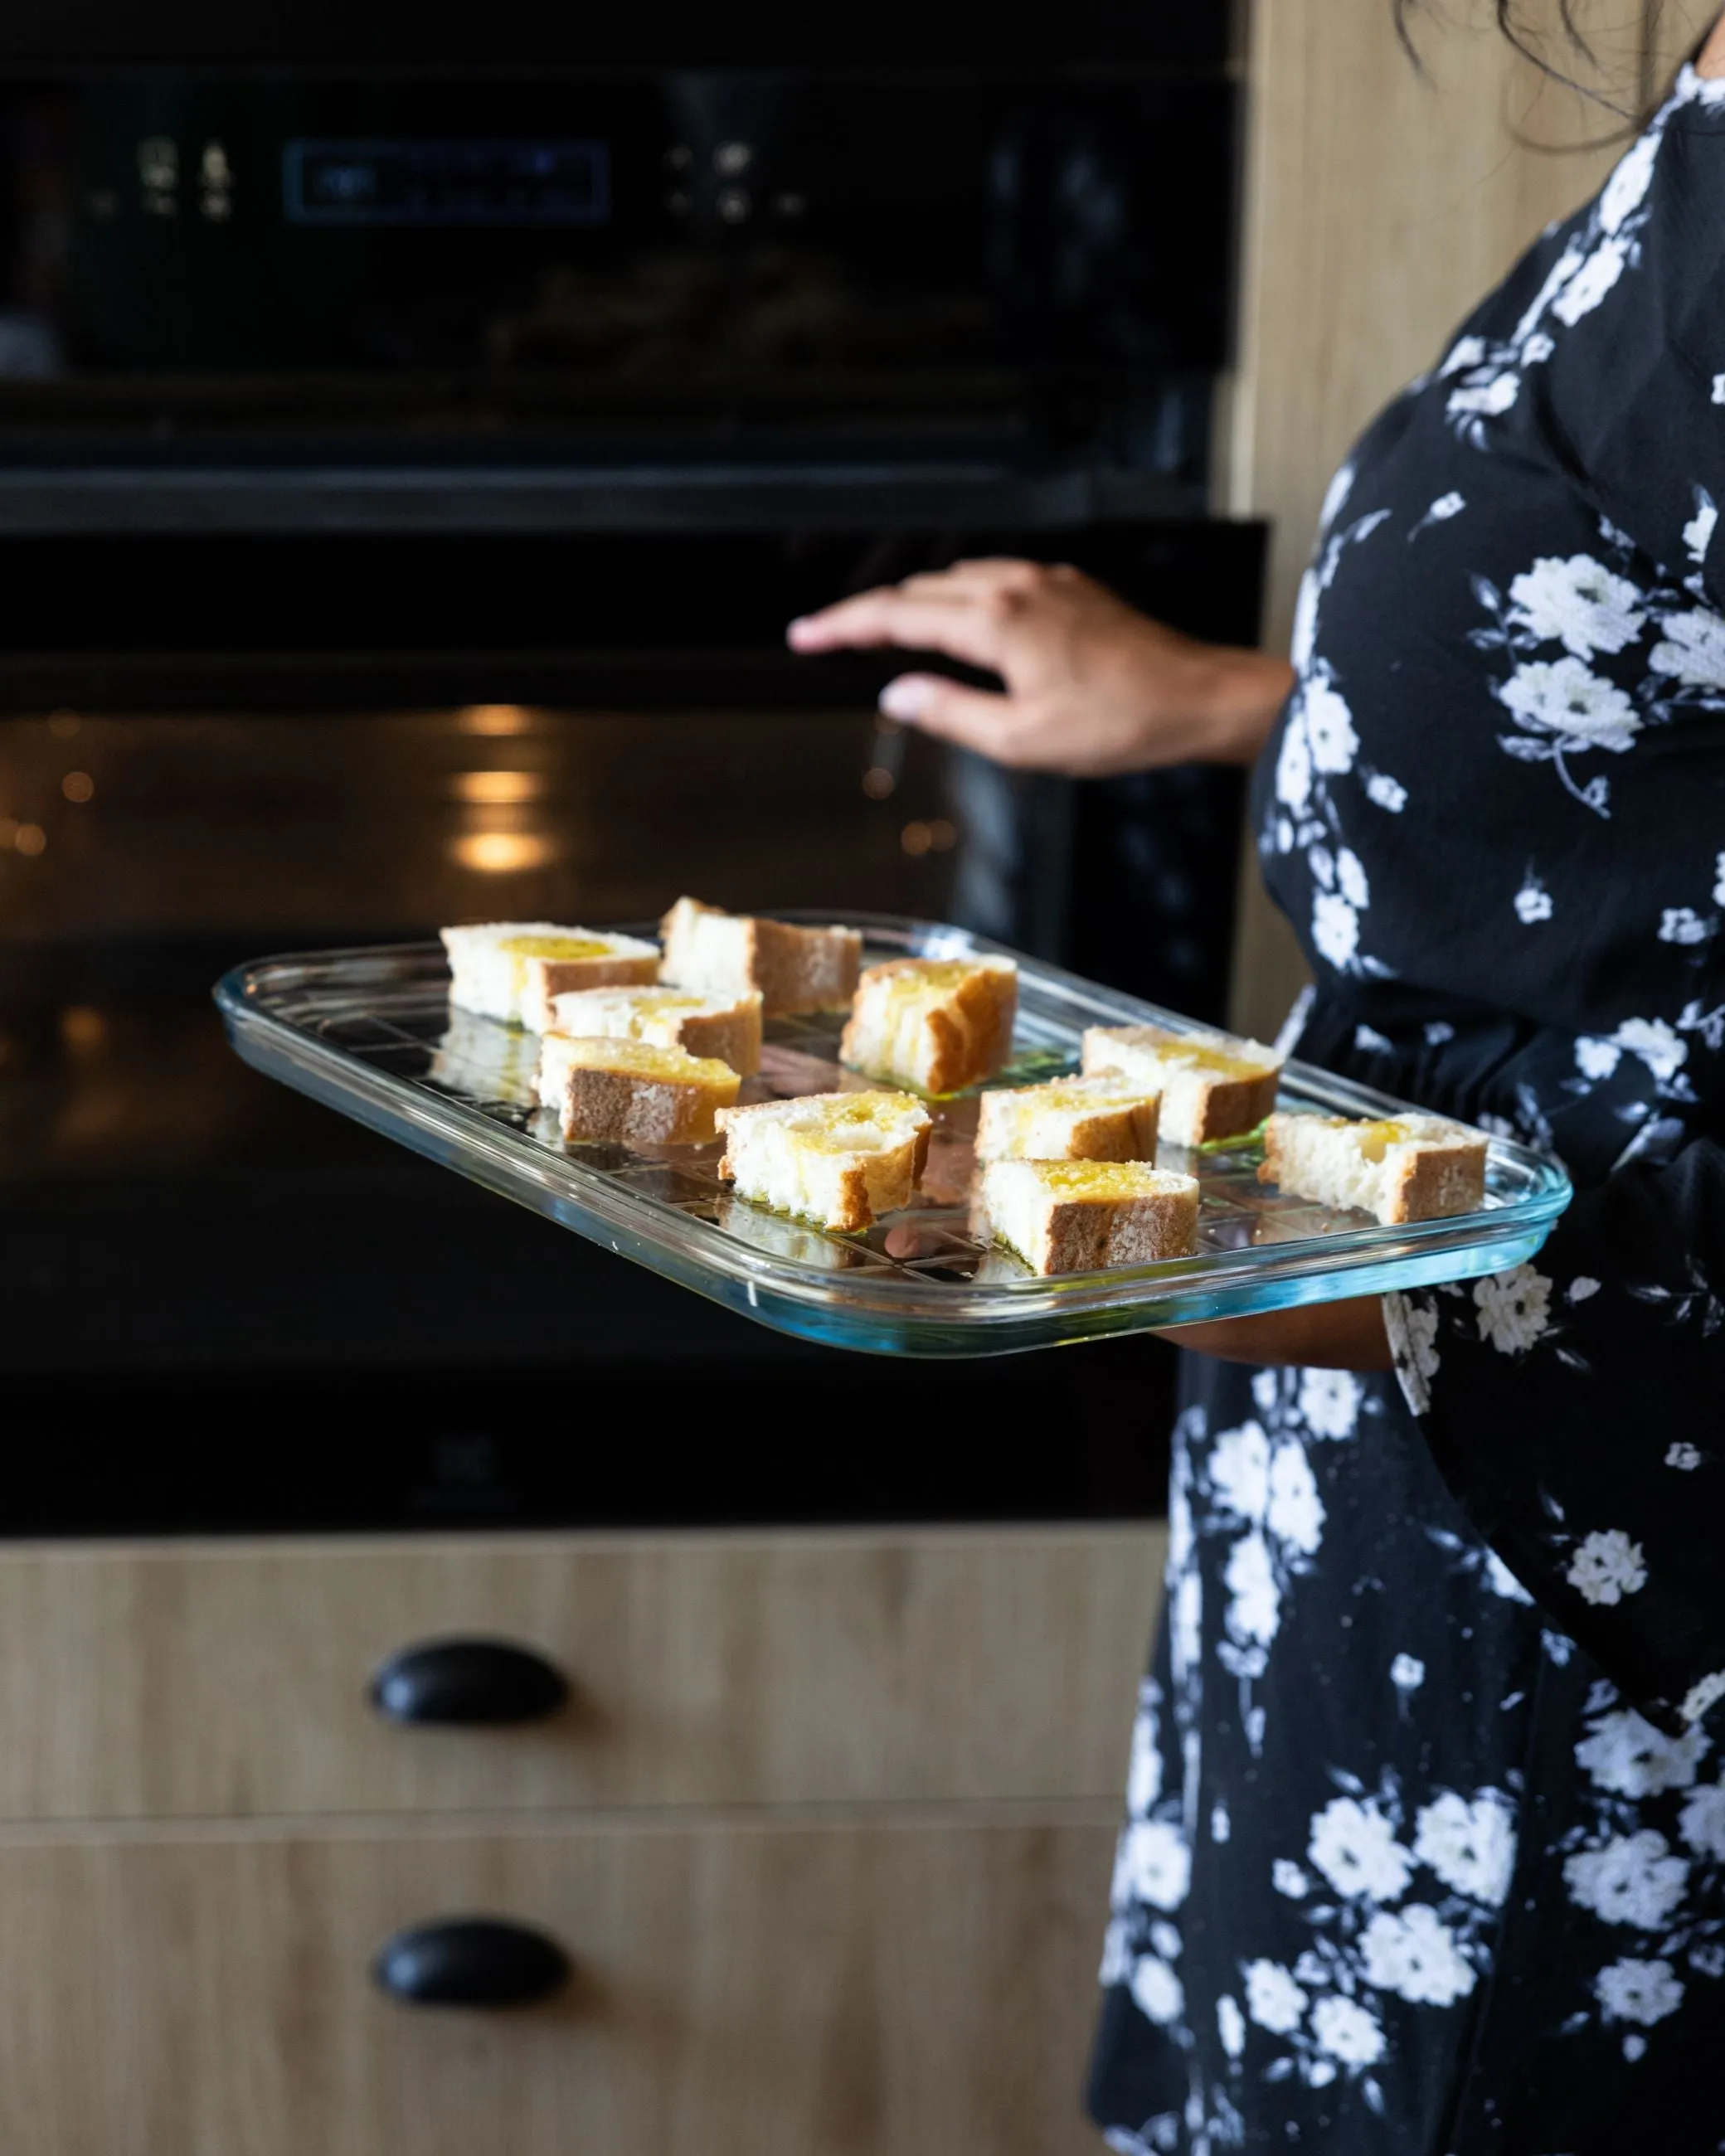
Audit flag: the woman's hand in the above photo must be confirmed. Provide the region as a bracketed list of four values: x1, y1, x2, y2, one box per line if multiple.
[788, 557, 1292, 776]
[1160, 1296, 1393, 1372]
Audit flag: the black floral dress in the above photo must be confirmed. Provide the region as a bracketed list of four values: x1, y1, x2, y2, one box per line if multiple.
[1086, 65, 1725, 2156]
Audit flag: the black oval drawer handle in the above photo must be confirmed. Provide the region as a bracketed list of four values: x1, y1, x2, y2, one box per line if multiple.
[368, 1638, 569, 1726]
[372, 1917, 571, 2009]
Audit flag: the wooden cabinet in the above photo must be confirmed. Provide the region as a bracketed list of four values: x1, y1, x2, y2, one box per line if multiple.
[0, 1526, 1165, 2155]
[0, 1810, 1118, 2156]
[0, 1527, 1163, 1819]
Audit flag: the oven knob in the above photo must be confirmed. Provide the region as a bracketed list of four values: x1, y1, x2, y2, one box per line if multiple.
[717, 187, 751, 226]
[714, 141, 753, 177]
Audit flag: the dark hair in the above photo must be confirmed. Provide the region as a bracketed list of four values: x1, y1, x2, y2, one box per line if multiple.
[1394, 0, 1669, 124]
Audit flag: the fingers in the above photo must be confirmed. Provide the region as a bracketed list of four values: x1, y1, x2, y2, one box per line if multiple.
[787, 559, 1052, 665]
[788, 585, 1012, 669]
[877, 673, 1033, 762]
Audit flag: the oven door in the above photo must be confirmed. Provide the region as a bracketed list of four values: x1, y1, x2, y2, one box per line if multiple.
[0, 513, 1261, 1529]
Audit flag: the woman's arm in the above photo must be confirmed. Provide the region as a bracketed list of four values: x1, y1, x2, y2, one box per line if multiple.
[1160, 1296, 1392, 1372]
[789, 558, 1292, 775]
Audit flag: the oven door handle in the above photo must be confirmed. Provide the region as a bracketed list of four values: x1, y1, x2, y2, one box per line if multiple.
[368, 1637, 569, 1726]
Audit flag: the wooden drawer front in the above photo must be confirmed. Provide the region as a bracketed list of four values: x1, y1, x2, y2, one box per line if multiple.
[0, 1527, 1164, 1819]
[0, 1810, 1116, 2156]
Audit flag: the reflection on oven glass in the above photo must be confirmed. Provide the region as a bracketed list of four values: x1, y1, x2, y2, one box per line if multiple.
[0, 703, 964, 1180]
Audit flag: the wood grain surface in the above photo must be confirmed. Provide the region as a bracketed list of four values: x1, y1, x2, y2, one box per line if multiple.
[0, 1527, 1165, 1820]
[0, 1806, 1119, 2156]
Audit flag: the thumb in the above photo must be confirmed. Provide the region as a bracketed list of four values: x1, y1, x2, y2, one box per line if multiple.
[879, 673, 1019, 760]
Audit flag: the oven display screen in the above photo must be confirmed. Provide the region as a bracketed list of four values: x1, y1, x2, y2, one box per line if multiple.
[283, 138, 610, 226]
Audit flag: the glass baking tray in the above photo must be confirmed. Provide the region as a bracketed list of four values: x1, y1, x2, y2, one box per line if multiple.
[215, 912, 1572, 1359]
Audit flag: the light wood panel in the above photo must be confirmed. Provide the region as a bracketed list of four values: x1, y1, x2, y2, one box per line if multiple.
[0, 1527, 1164, 1820]
[0, 1807, 1117, 2156]
[1223, 0, 1645, 1039]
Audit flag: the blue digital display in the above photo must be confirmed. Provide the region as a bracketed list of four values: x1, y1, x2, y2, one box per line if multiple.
[283, 139, 610, 227]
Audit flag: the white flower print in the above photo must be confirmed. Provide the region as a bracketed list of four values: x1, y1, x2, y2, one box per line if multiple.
[1297, 1368, 1363, 1440]
[1318, 461, 1355, 537]
[1149, 1920, 1181, 1961]
[1365, 770, 1407, 811]
[1576, 1035, 1622, 1080]
[1117, 1820, 1192, 1912]
[1650, 607, 1725, 689]
[1563, 1831, 1689, 1929]
[1390, 1653, 1426, 1696]
[1448, 370, 1520, 420]
[1482, 1547, 1535, 1605]
[1568, 1277, 1601, 1303]
[1125, 1689, 1164, 1817]
[1550, 237, 1629, 326]
[1244, 1959, 1307, 2035]
[1684, 494, 1718, 566]
[1098, 1916, 1133, 1987]
[1275, 710, 1313, 813]
[1272, 1859, 1310, 1900]
[1290, 571, 1319, 676]
[1385, 1295, 1440, 1415]
[1308, 1797, 1412, 1904]
[1498, 656, 1641, 754]
[1576, 1707, 1709, 1799]
[1208, 1420, 1271, 1523]
[1304, 678, 1360, 775]
[1310, 1993, 1387, 2067]
[1678, 1783, 1725, 1861]
[1266, 1444, 1325, 1556]
[1659, 907, 1713, 945]
[1598, 129, 1659, 234]
[1359, 1904, 1477, 2006]
[1311, 891, 1359, 970]
[1567, 1529, 1647, 1606]
[1683, 1672, 1725, 1726]
[1224, 1530, 1281, 1647]
[1336, 847, 1370, 909]
[1666, 1441, 1703, 1471]
[1438, 334, 1485, 378]
[1474, 1265, 1552, 1354]
[1714, 851, 1725, 906]
[1413, 1789, 1518, 1908]
[1507, 554, 1645, 659]
[1595, 1957, 1684, 2027]
[1514, 878, 1554, 925]
[1130, 1955, 1185, 2027]
[1426, 488, 1465, 522]
[1217, 1993, 1246, 2060]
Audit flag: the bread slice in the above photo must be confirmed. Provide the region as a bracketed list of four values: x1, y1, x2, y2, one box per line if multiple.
[544, 986, 763, 1078]
[1259, 1111, 1487, 1225]
[540, 1036, 740, 1147]
[1081, 1024, 1281, 1146]
[717, 1090, 931, 1232]
[974, 1076, 1160, 1165]
[839, 956, 1018, 1095]
[980, 1159, 1199, 1275]
[659, 897, 862, 1019]
[442, 922, 659, 1028]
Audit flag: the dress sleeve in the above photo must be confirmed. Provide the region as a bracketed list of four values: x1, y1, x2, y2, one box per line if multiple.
[1537, 78, 1725, 614]
[1385, 1135, 1725, 1733]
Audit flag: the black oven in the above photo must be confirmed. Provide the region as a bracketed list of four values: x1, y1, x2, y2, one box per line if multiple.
[0, 4, 1262, 1532]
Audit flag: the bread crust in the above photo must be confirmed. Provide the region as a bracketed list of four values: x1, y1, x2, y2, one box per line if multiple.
[716, 1090, 930, 1231]
[839, 959, 1018, 1093]
[660, 898, 862, 1018]
[1035, 1190, 1198, 1271]
[1080, 1025, 1280, 1145]
[974, 1079, 1160, 1164]
[1258, 1112, 1487, 1225]
[520, 951, 660, 1031]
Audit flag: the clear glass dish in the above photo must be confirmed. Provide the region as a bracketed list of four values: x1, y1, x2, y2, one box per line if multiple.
[214, 913, 1572, 1359]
